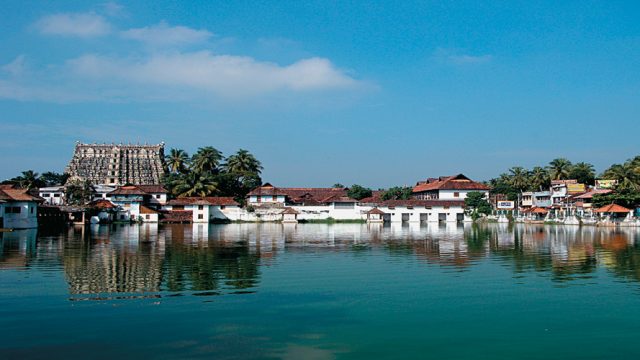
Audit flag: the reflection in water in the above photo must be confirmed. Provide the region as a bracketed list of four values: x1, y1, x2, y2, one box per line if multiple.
[1, 223, 640, 298]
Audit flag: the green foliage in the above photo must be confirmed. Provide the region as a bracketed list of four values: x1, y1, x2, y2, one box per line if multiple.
[569, 162, 596, 185]
[547, 158, 573, 180]
[528, 166, 550, 191]
[40, 172, 69, 186]
[10, 170, 45, 190]
[381, 186, 413, 200]
[191, 146, 224, 174]
[65, 179, 94, 205]
[347, 184, 372, 200]
[332, 183, 345, 188]
[165, 148, 190, 174]
[464, 191, 492, 217]
[592, 190, 640, 209]
[601, 156, 640, 192]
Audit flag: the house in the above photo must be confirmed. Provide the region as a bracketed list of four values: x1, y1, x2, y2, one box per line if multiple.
[38, 186, 65, 205]
[247, 183, 288, 204]
[164, 197, 241, 223]
[140, 205, 159, 223]
[521, 192, 533, 208]
[92, 184, 117, 202]
[377, 200, 467, 223]
[136, 185, 168, 207]
[0, 185, 43, 229]
[366, 208, 385, 223]
[572, 189, 613, 215]
[107, 184, 168, 222]
[412, 174, 489, 201]
[532, 191, 552, 208]
[281, 207, 299, 223]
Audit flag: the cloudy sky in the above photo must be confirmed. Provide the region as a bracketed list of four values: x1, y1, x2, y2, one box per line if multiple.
[1, 1, 639, 187]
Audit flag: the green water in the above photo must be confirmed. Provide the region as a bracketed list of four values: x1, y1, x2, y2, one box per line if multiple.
[1, 223, 640, 359]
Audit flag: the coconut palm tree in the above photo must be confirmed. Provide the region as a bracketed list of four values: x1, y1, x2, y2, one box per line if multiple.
[508, 167, 530, 192]
[547, 158, 573, 180]
[191, 147, 223, 174]
[528, 166, 550, 191]
[13, 170, 44, 190]
[569, 162, 596, 185]
[223, 149, 263, 175]
[602, 162, 639, 191]
[165, 148, 190, 174]
[171, 172, 219, 197]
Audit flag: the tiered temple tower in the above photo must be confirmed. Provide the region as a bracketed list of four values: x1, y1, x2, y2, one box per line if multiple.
[65, 142, 166, 185]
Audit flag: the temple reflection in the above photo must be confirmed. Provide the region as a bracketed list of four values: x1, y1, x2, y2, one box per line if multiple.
[2, 223, 640, 299]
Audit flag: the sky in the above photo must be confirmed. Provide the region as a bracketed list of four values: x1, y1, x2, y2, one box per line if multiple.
[1, 0, 639, 187]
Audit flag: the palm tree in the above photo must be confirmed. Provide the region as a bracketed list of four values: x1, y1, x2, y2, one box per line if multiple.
[171, 172, 218, 197]
[165, 148, 190, 174]
[602, 162, 639, 191]
[223, 149, 263, 175]
[508, 167, 529, 192]
[14, 170, 44, 189]
[191, 146, 223, 174]
[569, 162, 596, 185]
[528, 166, 550, 191]
[547, 158, 573, 180]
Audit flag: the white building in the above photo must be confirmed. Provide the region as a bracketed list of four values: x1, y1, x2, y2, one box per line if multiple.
[0, 185, 43, 229]
[163, 197, 242, 223]
[247, 183, 287, 204]
[38, 186, 65, 205]
[412, 174, 490, 200]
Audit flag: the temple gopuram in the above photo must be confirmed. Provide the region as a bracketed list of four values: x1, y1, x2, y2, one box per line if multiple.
[65, 142, 166, 185]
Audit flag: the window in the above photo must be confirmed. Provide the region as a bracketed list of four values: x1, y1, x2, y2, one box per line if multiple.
[198, 214, 204, 220]
[53, 194, 61, 197]
[334, 202, 355, 209]
[30, 207, 34, 214]
[453, 192, 460, 198]
[155, 194, 161, 199]
[145, 215, 150, 220]
[7, 206, 21, 213]
[198, 205, 204, 210]
[220, 205, 225, 210]
[120, 215, 125, 220]
[272, 195, 277, 201]
[110, 179, 115, 184]
[42, 193, 50, 197]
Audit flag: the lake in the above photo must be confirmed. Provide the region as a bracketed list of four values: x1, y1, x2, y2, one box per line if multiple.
[1, 223, 640, 359]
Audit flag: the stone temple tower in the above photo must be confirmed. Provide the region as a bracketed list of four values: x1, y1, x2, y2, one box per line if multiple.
[65, 142, 166, 185]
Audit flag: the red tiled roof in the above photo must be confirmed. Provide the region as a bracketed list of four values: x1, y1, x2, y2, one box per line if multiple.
[281, 207, 299, 214]
[380, 200, 466, 208]
[0, 187, 43, 202]
[359, 190, 385, 203]
[574, 189, 612, 199]
[90, 199, 117, 209]
[321, 194, 357, 203]
[167, 197, 239, 206]
[367, 207, 386, 215]
[530, 207, 549, 214]
[136, 185, 167, 194]
[140, 205, 158, 214]
[413, 174, 490, 193]
[595, 203, 631, 213]
[248, 184, 350, 204]
[247, 183, 289, 196]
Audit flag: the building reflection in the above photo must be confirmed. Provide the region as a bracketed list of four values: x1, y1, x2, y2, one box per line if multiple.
[2, 223, 640, 299]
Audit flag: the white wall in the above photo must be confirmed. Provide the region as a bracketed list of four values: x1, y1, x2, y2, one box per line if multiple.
[438, 189, 488, 200]
[2, 201, 38, 229]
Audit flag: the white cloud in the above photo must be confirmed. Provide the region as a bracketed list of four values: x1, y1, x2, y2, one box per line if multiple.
[121, 22, 212, 46]
[101, 2, 125, 17]
[434, 48, 493, 65]
[35, 12, 111, 37]
[67, 51, 361, 96]
[2, 55, 27, 76]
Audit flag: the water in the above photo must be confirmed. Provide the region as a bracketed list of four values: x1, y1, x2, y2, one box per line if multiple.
[2, 223, 640, 359]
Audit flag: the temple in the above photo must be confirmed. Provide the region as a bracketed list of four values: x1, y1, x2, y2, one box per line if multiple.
[65, 142, 166, 185]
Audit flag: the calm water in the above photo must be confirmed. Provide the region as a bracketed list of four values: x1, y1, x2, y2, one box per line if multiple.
[2, 223, 640, 359]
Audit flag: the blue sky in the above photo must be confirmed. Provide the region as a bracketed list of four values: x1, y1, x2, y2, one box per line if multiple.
[1, 0, 639, 187]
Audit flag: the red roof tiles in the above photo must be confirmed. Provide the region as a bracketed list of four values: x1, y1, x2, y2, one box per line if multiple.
[167, 197, 239, 206]
[412, 174, 489, 193]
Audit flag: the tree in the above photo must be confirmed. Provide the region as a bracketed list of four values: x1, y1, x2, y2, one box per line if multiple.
[464, 191, 492, 218]
[332, 183, 345, 188]
[11, 170, 45, 190]
[508, 167, 529, 192]
[381, 186, 413, 200]
[592, 189, 640, 209]
[602, 158, 640, 192]
[569, 162, 596, 185]
[191, 146, 223, 174]
[40, 171, 69, 186]
[547, 158, 573, 180]
[347, 184, 372, 200]
[171, 172, 219, 197]
[65, 179, 94, 205]
[528, 166, 550, 191]
[165, 148, 190, 174]
[223, 149, 263, 175]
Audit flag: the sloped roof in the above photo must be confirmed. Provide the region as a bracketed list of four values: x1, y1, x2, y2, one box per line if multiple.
[281, 207, 299, 214]
[107, 184, 166, 196]
[89, 199, 117, 209]
[135, 185, 168, 194]
[413, 174, 490, 193]
[595, 203, 631, 213]
[167, 197, 239, 206]
[140, 205, 158, 214]
[530, 207, 549, 214]
[247, 183, 288, 196]
[367, 207, 386, 215]
[321, 194, 358, 203]
[0, 187, 43, 202]
[574, 189, 612, 199]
